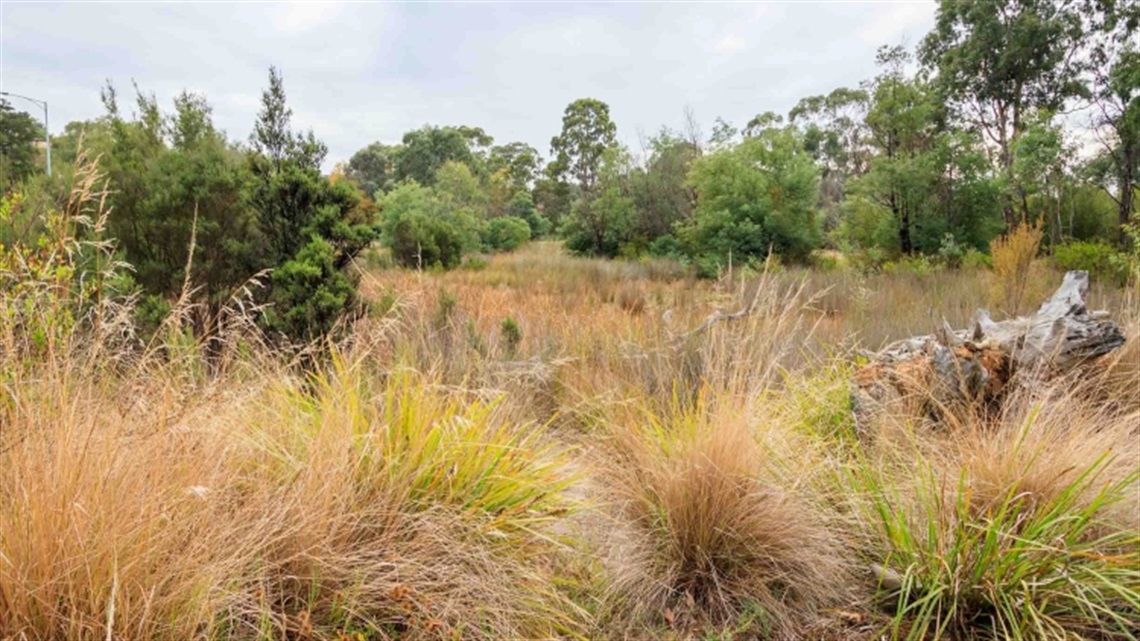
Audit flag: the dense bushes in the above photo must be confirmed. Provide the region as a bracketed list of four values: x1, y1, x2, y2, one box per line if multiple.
[1052, 240, 1132, 285]
[380, 184, 468, 269]
[53, 72, 379, 343]
[681, 128, 821, 267]
[483, 216, 531, 252]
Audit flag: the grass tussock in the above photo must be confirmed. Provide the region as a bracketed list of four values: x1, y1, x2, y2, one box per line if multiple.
[3, 164, 1139, 640]
[852, 382, 1140, 641]
[599, 397, 850, 638]
[0, 352, 586, 640]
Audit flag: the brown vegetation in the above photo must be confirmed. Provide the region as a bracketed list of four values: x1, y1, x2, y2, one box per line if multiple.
[2, 204, 1137, 639]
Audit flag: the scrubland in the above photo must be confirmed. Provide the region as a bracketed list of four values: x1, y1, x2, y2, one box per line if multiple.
[2, 221, 1138, 639]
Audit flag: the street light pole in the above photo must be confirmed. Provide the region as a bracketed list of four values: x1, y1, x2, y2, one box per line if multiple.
[1, 91, 51, 177]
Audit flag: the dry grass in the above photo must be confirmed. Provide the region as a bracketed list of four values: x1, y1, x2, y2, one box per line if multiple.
[599, 398, 850, 638]
[989, 219, 1046, 316]
[2, 173, 1138, 640]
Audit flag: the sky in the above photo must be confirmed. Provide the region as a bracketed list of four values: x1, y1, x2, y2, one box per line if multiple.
[1, 1, 936, 170]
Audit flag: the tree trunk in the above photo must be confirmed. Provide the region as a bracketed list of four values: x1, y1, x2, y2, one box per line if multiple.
[1120, 138, 1136, 249]
[852, 271, 1126, 433]
[892, 191, 911, 254]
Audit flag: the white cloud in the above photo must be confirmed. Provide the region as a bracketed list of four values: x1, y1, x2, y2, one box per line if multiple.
[714, 33, 746, 55]
[857, 2, 935, 47]
[273, 1, 342, 35]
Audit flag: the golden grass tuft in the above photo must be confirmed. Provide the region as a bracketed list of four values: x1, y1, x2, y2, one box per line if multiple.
[988, 219, 1045, 316]
[600, 398, 851, 638]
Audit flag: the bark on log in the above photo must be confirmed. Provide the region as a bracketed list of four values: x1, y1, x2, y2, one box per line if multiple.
[852, 271, 1125, 432]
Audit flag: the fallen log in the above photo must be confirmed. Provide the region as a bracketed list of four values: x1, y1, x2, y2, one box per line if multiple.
[852, 271, 1126, 432]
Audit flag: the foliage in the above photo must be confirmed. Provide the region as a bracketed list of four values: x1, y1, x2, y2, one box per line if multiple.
[379, 182, 467, 269]
[345, 140, 398, 197]
[395, 125, 484, 186]
[628, 128, 700, 241]
[506, 190, 549, 237]
[921, 0, 1088, 225]
[0, 98, 42, 191]
[961, 247, 993, 270]
[682, 125, 821, 268]
[95, 86, 263, 333]
[548, 98, 617, 194]
[1052, 240, 1131, 286]
[262, 236, 360, 341]
[562, 146, 639, 257]
[843, 49, 1005, 257]
[433, 160, 489, 217]
[488, 141, 542, 192]
[483, 216, 531, 253]
[247, 69, 377, 341]
[0, 158, 130, 362]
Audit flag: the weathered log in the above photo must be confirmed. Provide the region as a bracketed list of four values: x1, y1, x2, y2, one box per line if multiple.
[852, 271, 1125, 432]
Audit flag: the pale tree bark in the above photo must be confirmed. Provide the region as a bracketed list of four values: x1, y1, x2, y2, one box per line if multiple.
[852, 271, 1126, 432]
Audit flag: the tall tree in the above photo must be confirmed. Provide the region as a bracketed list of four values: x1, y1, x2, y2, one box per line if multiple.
[346, 141, 399, 198]
[488, 141, 542, 191]
[789, 87, 871, 231]
[843, 49, 1004, 256]
[0, 99, 44, 190]
[789, 87, 871, 180]
[1083, 0, 1140, 245]
[250, 66, 295, 168]
[630, 127, 700, 239]
[548, 98, 617, 194]
[863, 46, 938, 254]
[394, 125, 480, 185]
[97, 85, 262, 330]
[920, 0, 1087, 225]
[562, 145, 639, 257]
[248, 67, 377, 341]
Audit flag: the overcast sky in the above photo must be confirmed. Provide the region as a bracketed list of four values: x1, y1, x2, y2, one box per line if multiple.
[2, 1, 936, 170]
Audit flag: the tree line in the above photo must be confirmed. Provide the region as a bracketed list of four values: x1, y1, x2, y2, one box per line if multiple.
[1, 0, 1137, 341]
[339, 0, 1136, 276]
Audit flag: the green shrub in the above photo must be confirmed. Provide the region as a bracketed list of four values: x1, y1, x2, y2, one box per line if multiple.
[500, 316, 522, 356]
[380, 183, 476, 270]
[848, 247, 890, 273]
[808, 250, 844, 272]
[1052, 241, 1130, 286]
[937, 233, 965, 268]
[961, 247, 992, 270]
[882, 255, 939, 277]
[483, 216, 531, 253]
[506, 191, 550, 238]
[562, 184, 639, 258]
[263, 237, 361, 342]
[647, 234, 683, 258]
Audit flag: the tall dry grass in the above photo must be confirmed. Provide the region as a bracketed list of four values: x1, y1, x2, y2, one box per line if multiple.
[988, 220, 1046, 316]
[3, 160, 1138, 640]
[598, 398, 850, 638]
[0, 163, 586, 641]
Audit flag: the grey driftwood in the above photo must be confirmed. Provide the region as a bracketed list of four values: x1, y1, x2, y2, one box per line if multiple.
[852, 270, 1125, 430]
